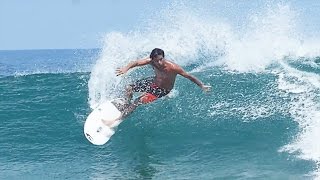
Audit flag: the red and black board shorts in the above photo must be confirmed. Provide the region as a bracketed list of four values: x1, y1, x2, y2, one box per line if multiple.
[130, 77, 170, 104]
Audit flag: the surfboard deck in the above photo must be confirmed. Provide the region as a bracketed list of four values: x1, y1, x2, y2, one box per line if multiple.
[84, 99, 126, 145]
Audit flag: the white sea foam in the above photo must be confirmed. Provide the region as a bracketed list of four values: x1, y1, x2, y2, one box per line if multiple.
[88, 1, 320, 175]
[277, 64, 320, 171]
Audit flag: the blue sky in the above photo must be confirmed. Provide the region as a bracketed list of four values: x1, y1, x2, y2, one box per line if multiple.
[0, 0, 164, 50]
[0, 0, 319, 50]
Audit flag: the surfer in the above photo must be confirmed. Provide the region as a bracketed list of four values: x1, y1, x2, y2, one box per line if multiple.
[116, 48, 211, 116]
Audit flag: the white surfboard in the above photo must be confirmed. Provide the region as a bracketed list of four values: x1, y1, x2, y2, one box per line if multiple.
[84, 99, 125, 145]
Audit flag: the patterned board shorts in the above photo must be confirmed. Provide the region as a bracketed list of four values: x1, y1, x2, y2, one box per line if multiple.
[130, 77, 171, 104]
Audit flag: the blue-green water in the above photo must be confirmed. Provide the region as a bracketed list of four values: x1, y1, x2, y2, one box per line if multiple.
[1, 49, 319, 179]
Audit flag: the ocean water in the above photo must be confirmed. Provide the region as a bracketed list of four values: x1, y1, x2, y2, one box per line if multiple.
[1, 1, 320, 180]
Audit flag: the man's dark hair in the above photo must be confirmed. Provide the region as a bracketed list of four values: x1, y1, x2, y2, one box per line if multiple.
[150, 48, 165, 59]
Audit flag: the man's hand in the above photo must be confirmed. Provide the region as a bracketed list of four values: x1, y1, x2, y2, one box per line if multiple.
[115, 67, 128, 76]
[201, 85, 212, 92]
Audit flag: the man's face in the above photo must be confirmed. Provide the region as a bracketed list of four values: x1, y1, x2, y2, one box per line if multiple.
[151, 55, 164, 66]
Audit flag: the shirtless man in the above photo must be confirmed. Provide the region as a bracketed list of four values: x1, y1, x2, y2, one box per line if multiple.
[116, 48, 211, 117]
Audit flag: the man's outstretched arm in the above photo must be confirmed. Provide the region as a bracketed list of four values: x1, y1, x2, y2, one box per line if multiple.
[116, 57, 151, 76]
[177, 67, 211, 92]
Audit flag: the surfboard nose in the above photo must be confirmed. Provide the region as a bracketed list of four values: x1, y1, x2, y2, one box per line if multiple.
[84, 101, 122, 145]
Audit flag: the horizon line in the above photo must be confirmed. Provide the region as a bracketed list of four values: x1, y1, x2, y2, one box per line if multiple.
[0, 48, 101, 51]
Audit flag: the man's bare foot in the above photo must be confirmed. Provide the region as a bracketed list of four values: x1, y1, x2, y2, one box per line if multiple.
[101, 116, 122, 127]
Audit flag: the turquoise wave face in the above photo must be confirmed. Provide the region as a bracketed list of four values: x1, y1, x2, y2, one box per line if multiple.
[0, 64, 318, 179]
[1, 45, 320, 179]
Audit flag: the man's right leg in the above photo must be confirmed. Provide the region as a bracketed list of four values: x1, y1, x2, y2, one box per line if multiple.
[125, 85, 133, 103]
[125, 77, 153, 102]
[122, 93, 158, 118]
[121, 78, 154, 118]
[122, 97, 141, 118]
